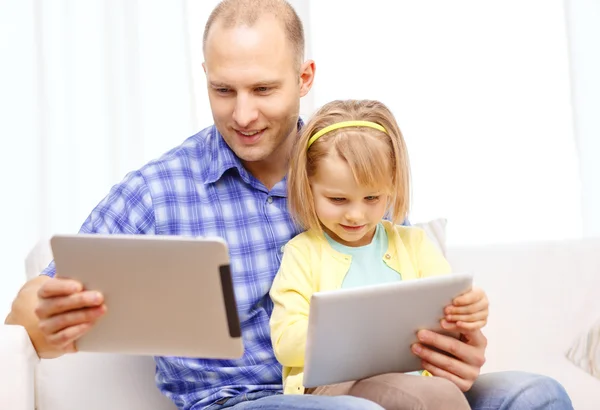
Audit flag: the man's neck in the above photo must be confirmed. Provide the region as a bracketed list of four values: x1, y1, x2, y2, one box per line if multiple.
[244, 161, 287, 190]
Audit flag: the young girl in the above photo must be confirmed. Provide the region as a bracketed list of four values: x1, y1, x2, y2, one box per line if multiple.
[269, 99, 489, 409]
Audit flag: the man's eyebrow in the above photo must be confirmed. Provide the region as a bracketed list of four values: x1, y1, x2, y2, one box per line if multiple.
[251, 80, 281, 87]
[209, 81, 231, 88]
[209, 80, 282, 89]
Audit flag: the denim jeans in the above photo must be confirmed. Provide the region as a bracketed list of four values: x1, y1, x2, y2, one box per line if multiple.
[212, 371, 573, 410]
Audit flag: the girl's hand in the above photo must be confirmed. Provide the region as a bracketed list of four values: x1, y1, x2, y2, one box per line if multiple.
[442, 287, 489, 331]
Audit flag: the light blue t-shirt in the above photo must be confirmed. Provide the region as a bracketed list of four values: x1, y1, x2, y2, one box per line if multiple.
[324, 223, 401, 288]
[325, 223, 424, 375]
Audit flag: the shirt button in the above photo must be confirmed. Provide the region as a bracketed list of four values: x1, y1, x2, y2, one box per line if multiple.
[280, 245, 285, 253]
[267, 196, 273, 204]
[385, 254, 391, 259]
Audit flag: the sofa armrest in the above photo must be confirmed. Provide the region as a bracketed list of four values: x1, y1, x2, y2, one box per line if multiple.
[0, 324, 39, 410]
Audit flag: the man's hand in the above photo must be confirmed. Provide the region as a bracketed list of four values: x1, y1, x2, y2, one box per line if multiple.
[6, 275, 106, 358]
[35, 277, 106, 354]
[411, 324, 487, 392]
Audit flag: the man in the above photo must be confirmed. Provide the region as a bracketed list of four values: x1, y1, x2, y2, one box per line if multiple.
[5, 1, 573, 409]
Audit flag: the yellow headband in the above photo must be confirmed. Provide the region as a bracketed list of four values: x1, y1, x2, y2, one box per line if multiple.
[306, 120, 388, 149]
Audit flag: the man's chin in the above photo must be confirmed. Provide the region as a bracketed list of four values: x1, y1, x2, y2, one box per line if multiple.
[222, 137, 265, 160]
[234, 147, 271, 164]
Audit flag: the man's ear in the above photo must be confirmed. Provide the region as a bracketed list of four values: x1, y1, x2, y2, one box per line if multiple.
[202, 62, 207, 75]
[299, 60, 316, 97]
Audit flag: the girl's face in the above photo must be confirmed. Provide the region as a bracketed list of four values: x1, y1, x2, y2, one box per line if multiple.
[310, 153, 390, 247]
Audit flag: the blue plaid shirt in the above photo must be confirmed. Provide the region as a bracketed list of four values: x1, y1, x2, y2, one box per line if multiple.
[42, 123, 303, 409]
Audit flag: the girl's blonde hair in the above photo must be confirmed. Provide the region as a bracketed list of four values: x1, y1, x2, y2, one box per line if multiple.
[288, 99, 410, 232]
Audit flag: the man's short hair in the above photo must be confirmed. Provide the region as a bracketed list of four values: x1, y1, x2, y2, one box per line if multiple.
[203, 0, 305, 67]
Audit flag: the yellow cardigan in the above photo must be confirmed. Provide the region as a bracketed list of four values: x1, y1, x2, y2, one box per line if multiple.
[269, 220, 452, 395]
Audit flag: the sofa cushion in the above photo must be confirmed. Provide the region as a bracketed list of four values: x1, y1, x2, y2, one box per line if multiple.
[566, 317, 600, 379]
[414, 217, 448, 256]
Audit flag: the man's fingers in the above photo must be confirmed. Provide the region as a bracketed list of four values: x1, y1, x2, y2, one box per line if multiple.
[47, 322, 93, 351]
[37, 278, 83, 298]
[420, 360, 474, 392]
[411, 342, 478, 381]
[35, 290, 104, 319]
[460, 328, 488, 350]
[39, 305, 106, 335]
[416, 329, 480, 366]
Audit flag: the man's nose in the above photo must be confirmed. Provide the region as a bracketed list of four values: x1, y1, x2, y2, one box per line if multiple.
[232, 94, 259, 128]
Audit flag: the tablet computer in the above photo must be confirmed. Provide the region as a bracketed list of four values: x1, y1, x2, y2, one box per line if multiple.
[50, 233, 244, 359]
[302, 272, 473, 387]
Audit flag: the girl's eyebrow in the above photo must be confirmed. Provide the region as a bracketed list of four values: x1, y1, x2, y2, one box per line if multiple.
[321, 189, 383, 196]
[322, 190, 347, 196]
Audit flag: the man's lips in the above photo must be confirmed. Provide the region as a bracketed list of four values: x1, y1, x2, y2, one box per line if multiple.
[235, 128, 265, 137]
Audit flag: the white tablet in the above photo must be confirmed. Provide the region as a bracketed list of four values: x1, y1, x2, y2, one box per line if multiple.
[302, 272, 473, 388]
[50, 233, 244, 359]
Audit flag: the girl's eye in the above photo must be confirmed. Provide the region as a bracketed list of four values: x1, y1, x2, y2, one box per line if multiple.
[329, 197, 345, 203]
[365, 196, 380, 201]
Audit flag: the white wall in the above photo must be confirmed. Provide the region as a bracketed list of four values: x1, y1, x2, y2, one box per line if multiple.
[565, 0, 600, 237]
[0, 1, 198, 319]
[309, 0, 581, 246]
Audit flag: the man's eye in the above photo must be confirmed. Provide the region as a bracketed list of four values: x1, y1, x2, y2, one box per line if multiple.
[216, 88, 230, 94]
[256, 87, 270, 93]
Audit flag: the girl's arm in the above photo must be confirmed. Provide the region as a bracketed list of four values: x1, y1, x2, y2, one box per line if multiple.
[269, 242, 314, 368]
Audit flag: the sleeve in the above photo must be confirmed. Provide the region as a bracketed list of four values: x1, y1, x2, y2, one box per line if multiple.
[41, 170, 156, 278]
[269, 241, 315, 368]
[415, 228, 452, 278]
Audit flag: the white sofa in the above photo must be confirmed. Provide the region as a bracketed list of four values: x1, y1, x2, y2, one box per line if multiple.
[2, 235, 600, 410]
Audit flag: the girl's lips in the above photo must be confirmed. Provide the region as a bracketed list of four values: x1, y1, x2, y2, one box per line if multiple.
[340, 224, 365, 232]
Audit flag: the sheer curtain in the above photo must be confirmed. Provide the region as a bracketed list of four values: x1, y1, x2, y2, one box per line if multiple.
[565, 0, 600, 238]
[0, 0, 203, 316]
[307, 0, 582, 246]
[0, 0, 584, 317]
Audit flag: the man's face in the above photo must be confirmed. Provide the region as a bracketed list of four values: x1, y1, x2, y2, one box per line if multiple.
[203, 16, 313, 165]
